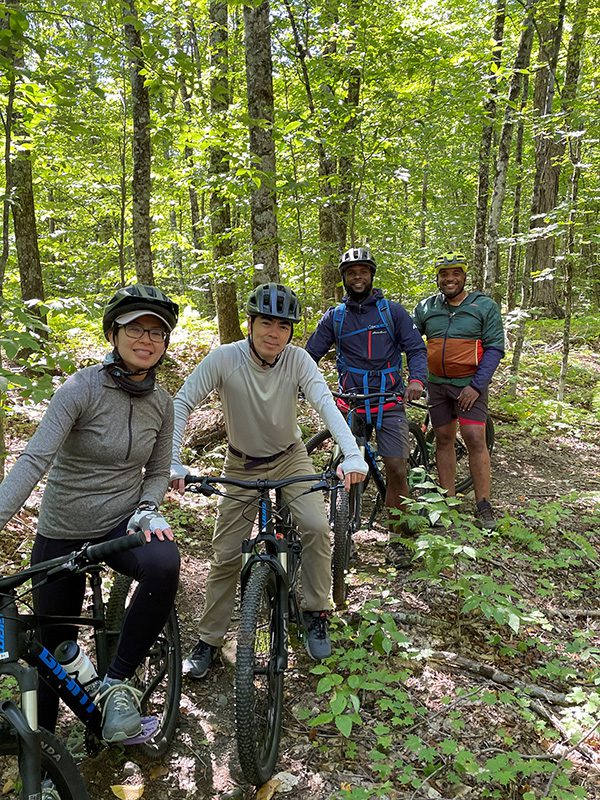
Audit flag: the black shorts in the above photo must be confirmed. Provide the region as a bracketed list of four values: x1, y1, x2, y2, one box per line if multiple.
[427, 382, 488, 428]
[350, 404, 410, 459]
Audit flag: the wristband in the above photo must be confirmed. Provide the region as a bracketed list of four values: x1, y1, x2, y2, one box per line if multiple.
[137, 501, 158, 512]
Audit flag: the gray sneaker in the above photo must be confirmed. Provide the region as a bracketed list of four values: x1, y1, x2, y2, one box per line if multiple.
[303, 611, 331, 660]
[475, 499, 497, 530]
[183, 639, 218, 679]
[96, 677, 142, 743]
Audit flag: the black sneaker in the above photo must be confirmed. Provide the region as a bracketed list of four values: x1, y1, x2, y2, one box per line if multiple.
[302, 611, 332, 660]
[183, 639, 218, 679]
[385, 540, 414, 569]
[475, 499, 497, 530]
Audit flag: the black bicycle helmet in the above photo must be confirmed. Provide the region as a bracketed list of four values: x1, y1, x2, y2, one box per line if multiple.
[435, 252, 467, 272]
[246, 283, 301, 323]
[102, 284, 179, 339]
[339, 246, 376, 275]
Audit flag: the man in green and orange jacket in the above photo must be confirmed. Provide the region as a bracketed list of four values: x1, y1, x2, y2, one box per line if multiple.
[413, 252, 504, 528]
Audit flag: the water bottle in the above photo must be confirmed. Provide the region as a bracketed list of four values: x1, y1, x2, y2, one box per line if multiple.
[54, 640, 101, 697]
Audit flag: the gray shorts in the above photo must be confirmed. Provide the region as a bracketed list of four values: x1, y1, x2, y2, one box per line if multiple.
[357, 405, 409, 459]
[428, 382, 489, 428]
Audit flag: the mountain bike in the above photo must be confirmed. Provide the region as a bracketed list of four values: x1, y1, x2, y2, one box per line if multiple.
[408, 400, 495, 494]
[305, 391, 428, 606]
[0, 531, 181, 799]
[185, 470, 338, 788]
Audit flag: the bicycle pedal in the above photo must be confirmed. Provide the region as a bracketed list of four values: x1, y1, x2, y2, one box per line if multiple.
[122, 716, 159, 745]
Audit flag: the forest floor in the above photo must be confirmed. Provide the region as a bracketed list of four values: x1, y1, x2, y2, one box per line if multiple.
[1, 344, 600, 800]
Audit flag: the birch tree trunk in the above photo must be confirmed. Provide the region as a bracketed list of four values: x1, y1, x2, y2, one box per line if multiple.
[484, 0, 537, 294]
[244, 0, 279, 284]
[123, 0, 153, 284]
[472, 0, 506, 289]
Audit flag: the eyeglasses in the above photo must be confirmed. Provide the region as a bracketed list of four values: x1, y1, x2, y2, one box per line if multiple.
[121, 323, 167, 343]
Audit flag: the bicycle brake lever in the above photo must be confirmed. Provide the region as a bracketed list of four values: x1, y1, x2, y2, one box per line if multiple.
[46, 559, 77, 580]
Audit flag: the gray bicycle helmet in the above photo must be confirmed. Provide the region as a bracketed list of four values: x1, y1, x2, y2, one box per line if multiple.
[339, 246, 376, 275]
[246, 283, 301, 323]
[103, 284, 179, 339]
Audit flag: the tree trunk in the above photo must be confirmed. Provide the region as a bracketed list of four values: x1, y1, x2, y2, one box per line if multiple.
[284, 0, 346, 308]
[118, 85, 128, 286]
[0, 24, 15, 293]
[122, 0, 153, 284]
[244, 0, 279, 284]
[484, 0, 537, 294]
[472, 0, 506, 290]
[505, 73, 530, 311]
[335, 0, 361, 250]
[420, 162, 428, 250]
[209, 1, 243, 343]
[174, 20, 206, 280]
[525, 0, 566, 315]
[5, 8, 44, 309]
[558, 139, 580, 402]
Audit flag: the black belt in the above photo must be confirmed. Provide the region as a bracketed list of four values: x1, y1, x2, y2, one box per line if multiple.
[228, 442, 295, 470]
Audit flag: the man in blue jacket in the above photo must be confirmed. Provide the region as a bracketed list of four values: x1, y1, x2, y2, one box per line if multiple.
[306, 246, 428, 567]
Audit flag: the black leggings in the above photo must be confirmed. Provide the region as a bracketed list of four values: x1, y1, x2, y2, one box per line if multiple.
[31, 519, 180, 732]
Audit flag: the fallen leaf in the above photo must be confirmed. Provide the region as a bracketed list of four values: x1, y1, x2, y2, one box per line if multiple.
[110, 785, 145, 799]
[149, 765, 169, 780]
[256, 778, 282, 799]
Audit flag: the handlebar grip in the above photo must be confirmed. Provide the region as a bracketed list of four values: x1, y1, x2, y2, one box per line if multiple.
[184, 474, 215, 496]
[84, 530, 146, 563]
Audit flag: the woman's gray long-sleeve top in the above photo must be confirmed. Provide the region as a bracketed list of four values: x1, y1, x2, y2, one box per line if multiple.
[0, 364, 173, 540]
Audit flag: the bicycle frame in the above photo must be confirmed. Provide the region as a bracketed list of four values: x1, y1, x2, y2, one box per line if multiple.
[0, 532, 146, 798]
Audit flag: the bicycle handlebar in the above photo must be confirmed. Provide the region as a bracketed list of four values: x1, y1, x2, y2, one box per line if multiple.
[333, 389, 429, 410]
[184, 470, 339, 496]
[0, 530, 146, 593]
[332, 390, 403, 403]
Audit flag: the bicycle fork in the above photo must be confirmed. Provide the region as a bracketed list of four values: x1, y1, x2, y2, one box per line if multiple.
[240, 549, 291, 674]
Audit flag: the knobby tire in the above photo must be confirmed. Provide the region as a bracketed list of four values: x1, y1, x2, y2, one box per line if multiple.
[104, 574, 182, 759]
[331, 487, 351, 607]
[0, 726, 89, 799]
[235, 563, 284, 787]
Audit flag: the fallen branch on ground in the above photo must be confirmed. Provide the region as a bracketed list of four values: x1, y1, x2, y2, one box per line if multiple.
[428, 650, 571, 706]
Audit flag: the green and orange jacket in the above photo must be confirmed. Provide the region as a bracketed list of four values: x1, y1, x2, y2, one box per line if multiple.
[413, 291, 505, 391]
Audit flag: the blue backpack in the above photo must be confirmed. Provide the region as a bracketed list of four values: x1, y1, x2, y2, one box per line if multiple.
[332, 297, 401, 428]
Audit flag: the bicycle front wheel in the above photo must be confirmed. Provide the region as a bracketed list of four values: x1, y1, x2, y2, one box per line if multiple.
[104, 574, 182, 759]
[235, 563, 284, 787]
[0, 726, 90, 800]
[331, 487, 351, 607]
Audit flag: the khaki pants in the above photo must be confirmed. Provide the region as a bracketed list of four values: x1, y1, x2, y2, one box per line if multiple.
[198, 441, 332, 647]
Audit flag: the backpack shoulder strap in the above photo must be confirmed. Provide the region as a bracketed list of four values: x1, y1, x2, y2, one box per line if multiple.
[332, 302, 347, 343]
[376, 296, 395, 340]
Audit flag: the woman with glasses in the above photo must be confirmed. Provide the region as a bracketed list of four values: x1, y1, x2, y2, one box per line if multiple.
[0, 284, 181, 748]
